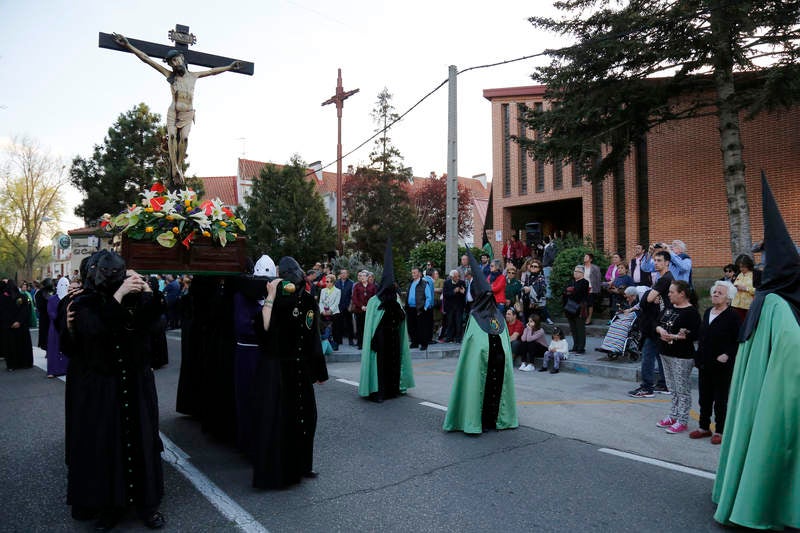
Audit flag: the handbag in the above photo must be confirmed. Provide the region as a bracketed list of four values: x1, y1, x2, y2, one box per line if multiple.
[564, 299, 580, 316]
[348, 301, 356, 313]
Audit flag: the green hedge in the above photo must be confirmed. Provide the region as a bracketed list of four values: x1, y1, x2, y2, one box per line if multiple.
[408, 241, 483, 276]
[549, 235, 609, 317]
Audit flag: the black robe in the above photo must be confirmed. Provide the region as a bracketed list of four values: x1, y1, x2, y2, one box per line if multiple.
[147, 289, 169, 370]
[370, 299, 405, 401]
[35, 288, 52, 350]
[252, 288, 328, 489]
[59, 290, 164, 512]
[2, 290, 34, 370]
[176, 277, 238, 444]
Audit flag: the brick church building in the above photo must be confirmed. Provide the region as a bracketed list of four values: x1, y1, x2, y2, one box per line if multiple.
[482, 84, 800, 268]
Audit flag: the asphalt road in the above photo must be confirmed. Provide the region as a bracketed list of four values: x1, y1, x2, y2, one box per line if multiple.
[0, 330, 743, 532]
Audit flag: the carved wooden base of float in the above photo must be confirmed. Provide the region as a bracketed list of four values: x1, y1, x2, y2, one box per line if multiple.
[120, 235, 248, 274]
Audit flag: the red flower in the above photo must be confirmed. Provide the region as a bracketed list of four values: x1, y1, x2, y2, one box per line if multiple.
[150, 196, 167, 212]
[181, 231, 196, 249]
[222, 207, 234, 218]
[150, 182, 166, 193]
[100, 220, 109, 228]
[200, 200, 213, 216]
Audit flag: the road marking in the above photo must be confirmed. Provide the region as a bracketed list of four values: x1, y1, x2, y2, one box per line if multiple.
[598, 448, 716, 480]
[160, 433, 269, 533]
[420, 401, 448, 411]
[32, 348, 269, 532]
[414, 371, 453, 376]
[518, 398, 670, 406]
[336, 378, 359, 387]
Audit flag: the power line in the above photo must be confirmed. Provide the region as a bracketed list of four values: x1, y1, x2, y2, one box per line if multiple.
[305, 0, 741, 179]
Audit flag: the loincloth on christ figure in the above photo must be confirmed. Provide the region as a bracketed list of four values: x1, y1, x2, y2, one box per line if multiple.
[167, 108, 196, 129]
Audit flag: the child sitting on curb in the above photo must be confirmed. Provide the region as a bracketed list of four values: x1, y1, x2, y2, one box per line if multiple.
[540, 327, 569, 374]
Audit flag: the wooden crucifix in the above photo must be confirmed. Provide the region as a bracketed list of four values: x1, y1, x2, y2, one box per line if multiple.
[100, 24, 254, 187]
[322, 68, 359, 252]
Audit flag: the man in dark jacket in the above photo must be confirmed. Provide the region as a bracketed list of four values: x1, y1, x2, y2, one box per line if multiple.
[334, 268, 355, 346]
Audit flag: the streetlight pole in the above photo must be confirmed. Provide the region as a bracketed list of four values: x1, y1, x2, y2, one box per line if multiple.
[322, 68, 359, 254]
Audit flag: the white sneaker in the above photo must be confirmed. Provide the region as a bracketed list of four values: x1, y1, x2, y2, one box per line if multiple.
[519, 363, 527, 371]
[524, 363, 533, 372]
[546, 319, 555, 325]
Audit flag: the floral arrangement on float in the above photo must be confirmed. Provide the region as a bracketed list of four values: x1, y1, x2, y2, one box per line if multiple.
[106, 182, 246, 249]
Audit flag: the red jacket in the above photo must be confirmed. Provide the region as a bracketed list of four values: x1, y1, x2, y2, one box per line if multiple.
[351, 282, 376, 313]
[489, 273, 507, 304]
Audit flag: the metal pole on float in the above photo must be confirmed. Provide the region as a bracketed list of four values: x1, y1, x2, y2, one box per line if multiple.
[445, 65, 459, 272]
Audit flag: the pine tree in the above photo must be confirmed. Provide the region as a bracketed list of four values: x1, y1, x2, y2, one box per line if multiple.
[344, 88, 423, 261]
[243, 157, 336, 267]
[70, 103, 171, 225]
[519, 0, 800, 258]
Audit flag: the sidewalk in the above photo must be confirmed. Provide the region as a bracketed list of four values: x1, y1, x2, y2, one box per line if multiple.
[327, 318, 646, 383]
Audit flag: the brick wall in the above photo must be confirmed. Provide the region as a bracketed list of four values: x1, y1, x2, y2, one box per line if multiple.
[484, 85, 800, 268]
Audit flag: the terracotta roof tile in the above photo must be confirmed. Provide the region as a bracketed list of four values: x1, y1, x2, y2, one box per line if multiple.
[199, 176, 238, 205]
[199, 159, 490, 206]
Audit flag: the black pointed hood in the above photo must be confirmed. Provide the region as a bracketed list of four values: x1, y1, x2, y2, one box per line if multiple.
[739, 172, 800, 341]
[278, 256, 305, 286]
[465, 248, 505, 335]
[91, 250, 126, 294]
[376, 237, 397, 303]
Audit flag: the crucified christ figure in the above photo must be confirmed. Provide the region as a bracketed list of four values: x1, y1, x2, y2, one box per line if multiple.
[113, 33, 241, 185]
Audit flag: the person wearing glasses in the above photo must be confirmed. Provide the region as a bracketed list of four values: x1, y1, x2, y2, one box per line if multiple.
[521, 260, 554, 325]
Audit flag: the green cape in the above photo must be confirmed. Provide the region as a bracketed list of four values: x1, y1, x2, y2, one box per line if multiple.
[712, 294, 800, 529]
[358, 295, 415, 397]
[442, 316, 518, 434]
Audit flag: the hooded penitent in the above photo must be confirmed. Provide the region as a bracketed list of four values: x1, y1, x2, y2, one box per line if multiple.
[278, 256, 305, 286]
[376, 238, 397, 306]
[739, 172, 800, 341]
[238, 254, 277, 303]
[358, 238, 414, 400]
[91, 250, 127, 294]
[443, 248, 518, 434]
[712, 172, 800, 530]
[56, 277, 70, 300]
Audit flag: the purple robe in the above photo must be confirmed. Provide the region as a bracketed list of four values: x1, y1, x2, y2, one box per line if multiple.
[233, 292, 263, 456]
[46, 295, 68, 377]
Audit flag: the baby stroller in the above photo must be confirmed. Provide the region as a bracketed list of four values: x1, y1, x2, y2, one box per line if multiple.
[597, 310, 642, 362]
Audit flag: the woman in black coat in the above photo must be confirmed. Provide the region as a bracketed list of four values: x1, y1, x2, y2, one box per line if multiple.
[693, 280, 741, 445]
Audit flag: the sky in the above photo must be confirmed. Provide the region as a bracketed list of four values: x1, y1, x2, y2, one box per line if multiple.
[1, 0, 568, 231]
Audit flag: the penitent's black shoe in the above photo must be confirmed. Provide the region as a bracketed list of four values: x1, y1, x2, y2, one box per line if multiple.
[303, 470, 319, 478]
[143, 511, 166, 530]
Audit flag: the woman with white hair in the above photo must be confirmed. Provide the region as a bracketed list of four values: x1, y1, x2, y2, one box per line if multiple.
[669, 239, 693, 283]
[692, 280, 741, 445]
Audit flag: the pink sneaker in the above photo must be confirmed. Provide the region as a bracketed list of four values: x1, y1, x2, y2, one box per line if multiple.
[665, 422, 688, 434]
[656, 416, 676, 428]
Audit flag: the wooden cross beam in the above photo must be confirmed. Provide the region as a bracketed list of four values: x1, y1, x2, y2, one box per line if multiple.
[99, 24, 254, 75]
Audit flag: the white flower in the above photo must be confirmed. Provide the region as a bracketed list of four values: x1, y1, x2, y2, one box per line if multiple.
[190, 211, 211, 230]
[166, 190, 181, 204]
[140, 189, 158, 203]
[179, 188, 198, 202]
[209, 198, 225, 220]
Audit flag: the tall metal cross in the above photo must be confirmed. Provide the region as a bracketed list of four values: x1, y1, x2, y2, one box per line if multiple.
[99, 24, 254, 74]
[322, 68, 359, 253]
